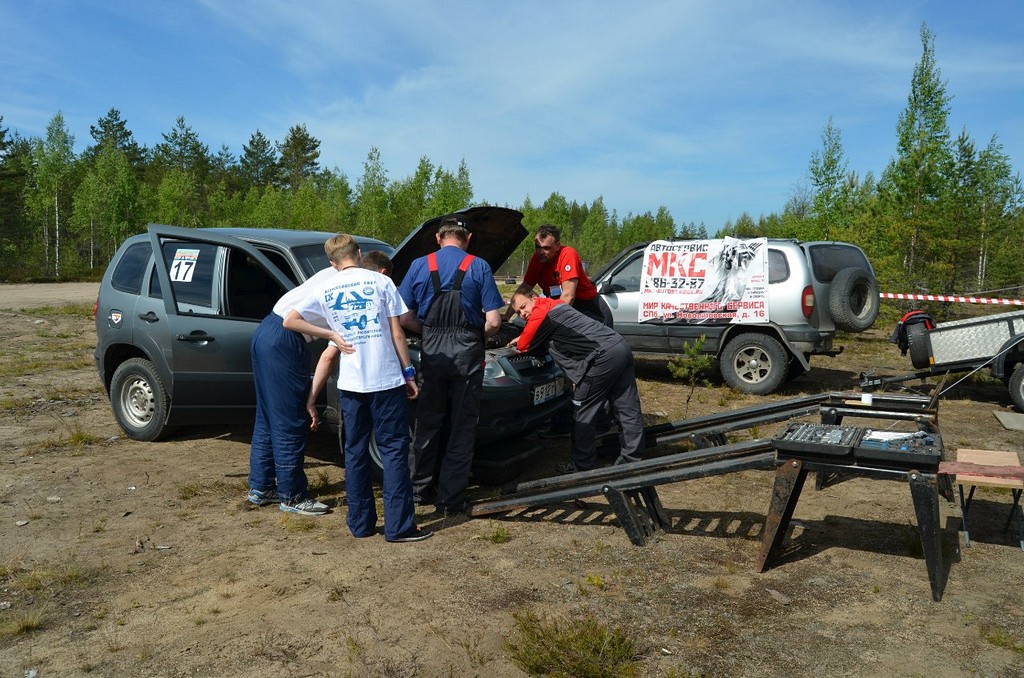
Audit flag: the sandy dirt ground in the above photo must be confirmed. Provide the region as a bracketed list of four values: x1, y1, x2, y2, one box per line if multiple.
[1, 282, 1023, 677]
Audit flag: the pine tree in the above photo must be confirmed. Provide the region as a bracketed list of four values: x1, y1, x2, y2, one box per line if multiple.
[277, 124, 321, 191]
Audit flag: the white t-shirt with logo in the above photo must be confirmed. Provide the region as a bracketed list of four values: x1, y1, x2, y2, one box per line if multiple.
[293, 267, 408, 393]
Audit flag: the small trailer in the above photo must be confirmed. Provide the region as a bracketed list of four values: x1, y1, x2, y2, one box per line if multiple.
[863, 309, 1024, 410]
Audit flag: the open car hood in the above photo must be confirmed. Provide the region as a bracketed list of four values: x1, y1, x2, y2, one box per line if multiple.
[389, 206, 527, 285]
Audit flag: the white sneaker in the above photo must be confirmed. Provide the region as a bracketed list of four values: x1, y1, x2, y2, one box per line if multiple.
[279, 499, 329, 516]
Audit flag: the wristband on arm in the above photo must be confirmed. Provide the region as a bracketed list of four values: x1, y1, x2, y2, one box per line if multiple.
[402, 365, 416, 381]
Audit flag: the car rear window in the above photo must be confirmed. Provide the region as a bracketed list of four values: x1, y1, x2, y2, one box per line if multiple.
[111, 242, 152, 294]
[808, 244, 871, 283]
[293, 242, 397, 278]
[767, 249, 789, 284]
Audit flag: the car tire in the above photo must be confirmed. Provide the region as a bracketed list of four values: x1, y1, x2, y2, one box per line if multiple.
[1009, 364, 1024, 412]
[906, 323, 932, 370]
[720, 333, 788, 395]
[829, 267, 880, 332]
[110, 357, 170, 441]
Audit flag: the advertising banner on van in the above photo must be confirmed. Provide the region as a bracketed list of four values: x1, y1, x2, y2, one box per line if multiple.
[638, 237, 769, 324]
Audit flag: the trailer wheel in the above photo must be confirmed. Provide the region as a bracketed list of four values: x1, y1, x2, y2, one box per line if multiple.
[906, 323, 932, 370]
[721, 333, 788, 395]
[1009, 365, 1024, 412]
[829, 267, 879, 332]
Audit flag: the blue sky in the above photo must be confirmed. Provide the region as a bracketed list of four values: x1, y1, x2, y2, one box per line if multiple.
[2, 1, 1022, 230]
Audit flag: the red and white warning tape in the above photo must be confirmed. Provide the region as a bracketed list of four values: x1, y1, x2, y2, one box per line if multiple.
[881, 292, 1023, 306]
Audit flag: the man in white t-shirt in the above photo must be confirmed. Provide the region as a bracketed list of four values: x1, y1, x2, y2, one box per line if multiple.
[284, 234, 432, 543]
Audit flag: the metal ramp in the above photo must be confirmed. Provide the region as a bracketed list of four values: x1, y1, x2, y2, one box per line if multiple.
[468, 391, 939, 546]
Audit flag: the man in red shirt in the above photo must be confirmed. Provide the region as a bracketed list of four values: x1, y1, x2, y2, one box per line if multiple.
[506, 224, 612, 326]
[508, 224, 614, 437]
[508, 285, 644, 472]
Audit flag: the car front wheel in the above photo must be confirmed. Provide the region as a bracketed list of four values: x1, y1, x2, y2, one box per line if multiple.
[721, 333, 788, 395]
[110, 357, 170, 441]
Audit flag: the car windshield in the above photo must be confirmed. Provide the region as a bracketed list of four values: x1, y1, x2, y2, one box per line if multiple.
[293, 243, 396, 278]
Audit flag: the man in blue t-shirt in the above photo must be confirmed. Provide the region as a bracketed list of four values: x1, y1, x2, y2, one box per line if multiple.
[399, 215, 504, 516]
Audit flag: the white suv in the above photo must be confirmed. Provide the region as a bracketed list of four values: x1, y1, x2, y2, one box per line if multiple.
[593, 240, 879, 394]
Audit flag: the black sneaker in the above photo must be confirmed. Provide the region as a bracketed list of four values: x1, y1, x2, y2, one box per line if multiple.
[386, 527, 434, 543]
[430, 501, 470, 519]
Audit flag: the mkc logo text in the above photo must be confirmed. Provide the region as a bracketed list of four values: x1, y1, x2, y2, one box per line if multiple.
[645, 251, 708, 278]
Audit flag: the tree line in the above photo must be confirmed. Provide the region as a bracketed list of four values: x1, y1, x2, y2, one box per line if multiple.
[1, 24, 1020, 304]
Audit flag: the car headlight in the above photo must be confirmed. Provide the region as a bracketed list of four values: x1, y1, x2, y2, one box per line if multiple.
[483, 356, 506, 382]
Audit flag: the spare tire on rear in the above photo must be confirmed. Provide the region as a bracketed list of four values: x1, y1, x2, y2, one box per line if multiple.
[829, 267, 879, 332]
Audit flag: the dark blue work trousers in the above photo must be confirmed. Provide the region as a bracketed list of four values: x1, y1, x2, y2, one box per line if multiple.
[340, 385, 416, 540]
[248, 313, 311, 503]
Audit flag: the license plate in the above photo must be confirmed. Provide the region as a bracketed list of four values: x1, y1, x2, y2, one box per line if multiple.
[532, 378, 565, 405]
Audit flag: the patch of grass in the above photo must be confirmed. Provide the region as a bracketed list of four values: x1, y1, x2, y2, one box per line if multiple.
[583, 573, 607, 590]
[0, 609, 46, 639]
[307, 468, 332, 493]
[506, 609, 642, 678]
[7, 562, 91, 593]
[20, 302, 95, 318]
[487, 524, 511, 544]
[0, 354, 93, 378]
[277, 514, 321, 532]
[712, 577, 730, 590]
[981, 625, 1024, 654]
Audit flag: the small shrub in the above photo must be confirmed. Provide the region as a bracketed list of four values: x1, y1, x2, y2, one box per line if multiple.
[487, 525, 511, 544]
[0, 610, 45, 639]
[667, 337, 714, 414]
[506, 609, 642, 678]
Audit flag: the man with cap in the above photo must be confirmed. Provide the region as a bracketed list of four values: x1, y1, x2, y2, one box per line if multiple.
[399, 215, 504, 516]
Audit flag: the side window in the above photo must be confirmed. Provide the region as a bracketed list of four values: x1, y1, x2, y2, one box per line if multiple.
[768, 249, 790, 284]
[607, 253, 644, 293]
[258, 248, 300, 286]
[226, 250, 288, 320]
[159, 241, 220, 314]
[111, 242, 152, 294]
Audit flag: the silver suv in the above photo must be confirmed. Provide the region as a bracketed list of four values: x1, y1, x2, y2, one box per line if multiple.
[593, 239, 878, 394]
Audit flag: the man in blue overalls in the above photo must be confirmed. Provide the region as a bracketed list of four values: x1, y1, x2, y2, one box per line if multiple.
[399, 215, 504, 516]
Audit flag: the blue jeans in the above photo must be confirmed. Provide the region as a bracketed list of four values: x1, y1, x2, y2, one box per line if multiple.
[248, 313, 311, 503]
[340, 385, 416, 540]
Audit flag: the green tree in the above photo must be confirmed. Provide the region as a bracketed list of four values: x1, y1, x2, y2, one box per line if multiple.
[577, 197, 615, 267]
[152, 169, 202, 227]
[152, 116, 211, 178]
[424, 159, 473, 220]
[277, 124, 321, 191]
[877, 23, 952, 290]
[28, 112, 77, 277]
[808, 117, 849, 240]
[0, 119, 34, 277]
[354, 147, 391, 241]
[389, 156, 434, 235]
[240, 129, 279, 189]
[83, 108, 145, 169]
